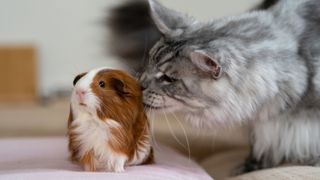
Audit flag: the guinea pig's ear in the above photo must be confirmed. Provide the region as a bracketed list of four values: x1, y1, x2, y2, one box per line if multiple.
[73, 72, 87, 86]
[110, 78, 130, 97]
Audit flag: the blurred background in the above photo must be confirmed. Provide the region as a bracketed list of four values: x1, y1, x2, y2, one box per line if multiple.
[0, 0, 259, 177]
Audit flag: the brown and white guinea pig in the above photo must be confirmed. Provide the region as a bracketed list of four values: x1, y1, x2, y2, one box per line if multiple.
[67, 68, 153, 172]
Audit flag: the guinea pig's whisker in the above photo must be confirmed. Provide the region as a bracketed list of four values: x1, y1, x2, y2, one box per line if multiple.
[170, 112, 191, 162]
[162, 109, 187, 152]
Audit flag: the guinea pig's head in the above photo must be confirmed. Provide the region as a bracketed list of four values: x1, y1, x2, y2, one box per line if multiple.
[71, 68, 143, 121]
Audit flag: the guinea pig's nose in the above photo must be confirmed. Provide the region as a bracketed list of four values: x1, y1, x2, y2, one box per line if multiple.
[76, 89, 87, 97]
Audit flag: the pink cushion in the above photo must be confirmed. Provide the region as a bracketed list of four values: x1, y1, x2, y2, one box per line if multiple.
[0, 137, 212, 180]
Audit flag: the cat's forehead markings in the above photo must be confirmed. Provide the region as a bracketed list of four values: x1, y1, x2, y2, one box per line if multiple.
[158, 61, 171, 72]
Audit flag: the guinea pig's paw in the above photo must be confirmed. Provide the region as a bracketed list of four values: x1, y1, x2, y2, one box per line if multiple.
[106, 156, 127, 173]
[105, 163, 125, 173]
[83, 163, 96, 172]
[112, 164, 125, 173]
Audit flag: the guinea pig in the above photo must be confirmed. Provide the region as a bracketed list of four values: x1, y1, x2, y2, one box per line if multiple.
[67, 68, 153, 172]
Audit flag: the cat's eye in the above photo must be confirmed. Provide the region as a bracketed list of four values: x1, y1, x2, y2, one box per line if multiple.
[159, 74, 178, 83]
[98, 80, 106, 88]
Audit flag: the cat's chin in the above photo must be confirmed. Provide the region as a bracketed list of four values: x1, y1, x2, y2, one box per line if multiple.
[183, 110, 227, 130]
[183, 113, 210, 129]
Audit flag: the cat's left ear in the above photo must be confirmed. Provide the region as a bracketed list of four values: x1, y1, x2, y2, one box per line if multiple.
[190, 51, 222, 79]
[148, 0, 194, 37]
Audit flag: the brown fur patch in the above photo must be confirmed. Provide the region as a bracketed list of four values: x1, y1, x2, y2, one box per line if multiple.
[67, 108, 80, 162]
[81, 149, 96, 172]
[90, 70, 153, 164]
[142, 148, 154, 165]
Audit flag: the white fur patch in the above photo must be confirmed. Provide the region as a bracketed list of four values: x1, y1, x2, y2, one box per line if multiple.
[71, 111, 127, 172]
[71, 68, 104, 116]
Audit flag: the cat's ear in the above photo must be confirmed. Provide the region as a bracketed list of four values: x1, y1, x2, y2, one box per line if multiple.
[148, 0, 193, 36]
[190, 51, 222, 79]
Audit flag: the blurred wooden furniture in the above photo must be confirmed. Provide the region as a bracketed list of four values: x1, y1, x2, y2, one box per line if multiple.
[0, 46, 37, 102]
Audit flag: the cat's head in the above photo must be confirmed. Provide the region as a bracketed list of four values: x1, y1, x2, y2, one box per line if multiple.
[141, 0, 231, 114]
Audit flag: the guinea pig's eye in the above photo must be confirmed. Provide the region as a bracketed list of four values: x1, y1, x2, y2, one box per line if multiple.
[98, 80, 105, 88]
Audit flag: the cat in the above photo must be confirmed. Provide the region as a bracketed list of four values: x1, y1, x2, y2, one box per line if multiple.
[107, 0, 320, 174]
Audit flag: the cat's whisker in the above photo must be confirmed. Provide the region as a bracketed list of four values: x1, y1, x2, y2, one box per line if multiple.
[171, 112, 191, 162]
[162, 109, 187, 151]
[150, 109, 161, 150]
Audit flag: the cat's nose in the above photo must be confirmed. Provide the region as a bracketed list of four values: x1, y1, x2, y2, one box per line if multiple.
[141, 85, 147, 91]
[140, 79, 148, 91]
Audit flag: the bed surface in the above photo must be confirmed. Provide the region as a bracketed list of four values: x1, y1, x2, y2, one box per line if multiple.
[0, 137, 212, 180]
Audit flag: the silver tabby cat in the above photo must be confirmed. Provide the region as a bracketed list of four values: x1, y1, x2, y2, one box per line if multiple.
[107, 0, 320, 173]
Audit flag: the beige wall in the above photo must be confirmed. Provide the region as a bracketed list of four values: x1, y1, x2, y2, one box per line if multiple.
[0, 0, 260, 97]
[160, 0, 260, 20]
